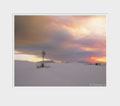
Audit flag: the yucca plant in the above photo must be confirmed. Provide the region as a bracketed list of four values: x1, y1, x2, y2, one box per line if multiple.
[41, 49, 46, 67]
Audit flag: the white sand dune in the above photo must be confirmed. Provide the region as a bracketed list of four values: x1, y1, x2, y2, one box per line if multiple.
[15, 61, 106, 86]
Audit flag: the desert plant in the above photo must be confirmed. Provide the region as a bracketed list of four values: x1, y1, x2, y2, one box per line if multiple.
[41, 49, 46, 67]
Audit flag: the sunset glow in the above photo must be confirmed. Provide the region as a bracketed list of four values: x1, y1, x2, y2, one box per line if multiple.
[89, 56, 106, 63]
[15, 50, 62, 63]
[15, 52, 51, 62]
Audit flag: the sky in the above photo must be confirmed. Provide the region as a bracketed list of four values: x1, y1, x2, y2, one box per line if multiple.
[15, 15, 106, 63]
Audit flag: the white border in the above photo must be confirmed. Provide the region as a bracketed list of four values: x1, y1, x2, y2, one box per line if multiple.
[1, 0, 120, 105]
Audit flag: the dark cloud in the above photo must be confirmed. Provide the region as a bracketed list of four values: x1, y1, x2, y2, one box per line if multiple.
[73, 35, 106, 48]
[15, 16, 55, 46]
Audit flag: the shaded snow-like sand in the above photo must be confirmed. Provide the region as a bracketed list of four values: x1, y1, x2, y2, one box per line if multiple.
[15, 61, 106, 86]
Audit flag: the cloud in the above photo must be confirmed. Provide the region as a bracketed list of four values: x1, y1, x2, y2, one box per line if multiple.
[15, 16, 55, 46]
[15, 15, 106, 62]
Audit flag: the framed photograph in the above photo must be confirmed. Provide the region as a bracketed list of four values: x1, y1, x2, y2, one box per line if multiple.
[14, 14, 106, 86]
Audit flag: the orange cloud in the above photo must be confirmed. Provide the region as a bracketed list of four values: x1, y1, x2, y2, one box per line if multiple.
[51, 15, 106, 40]
[89, 56, 106, 63]
[80, 46, 99, 51]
